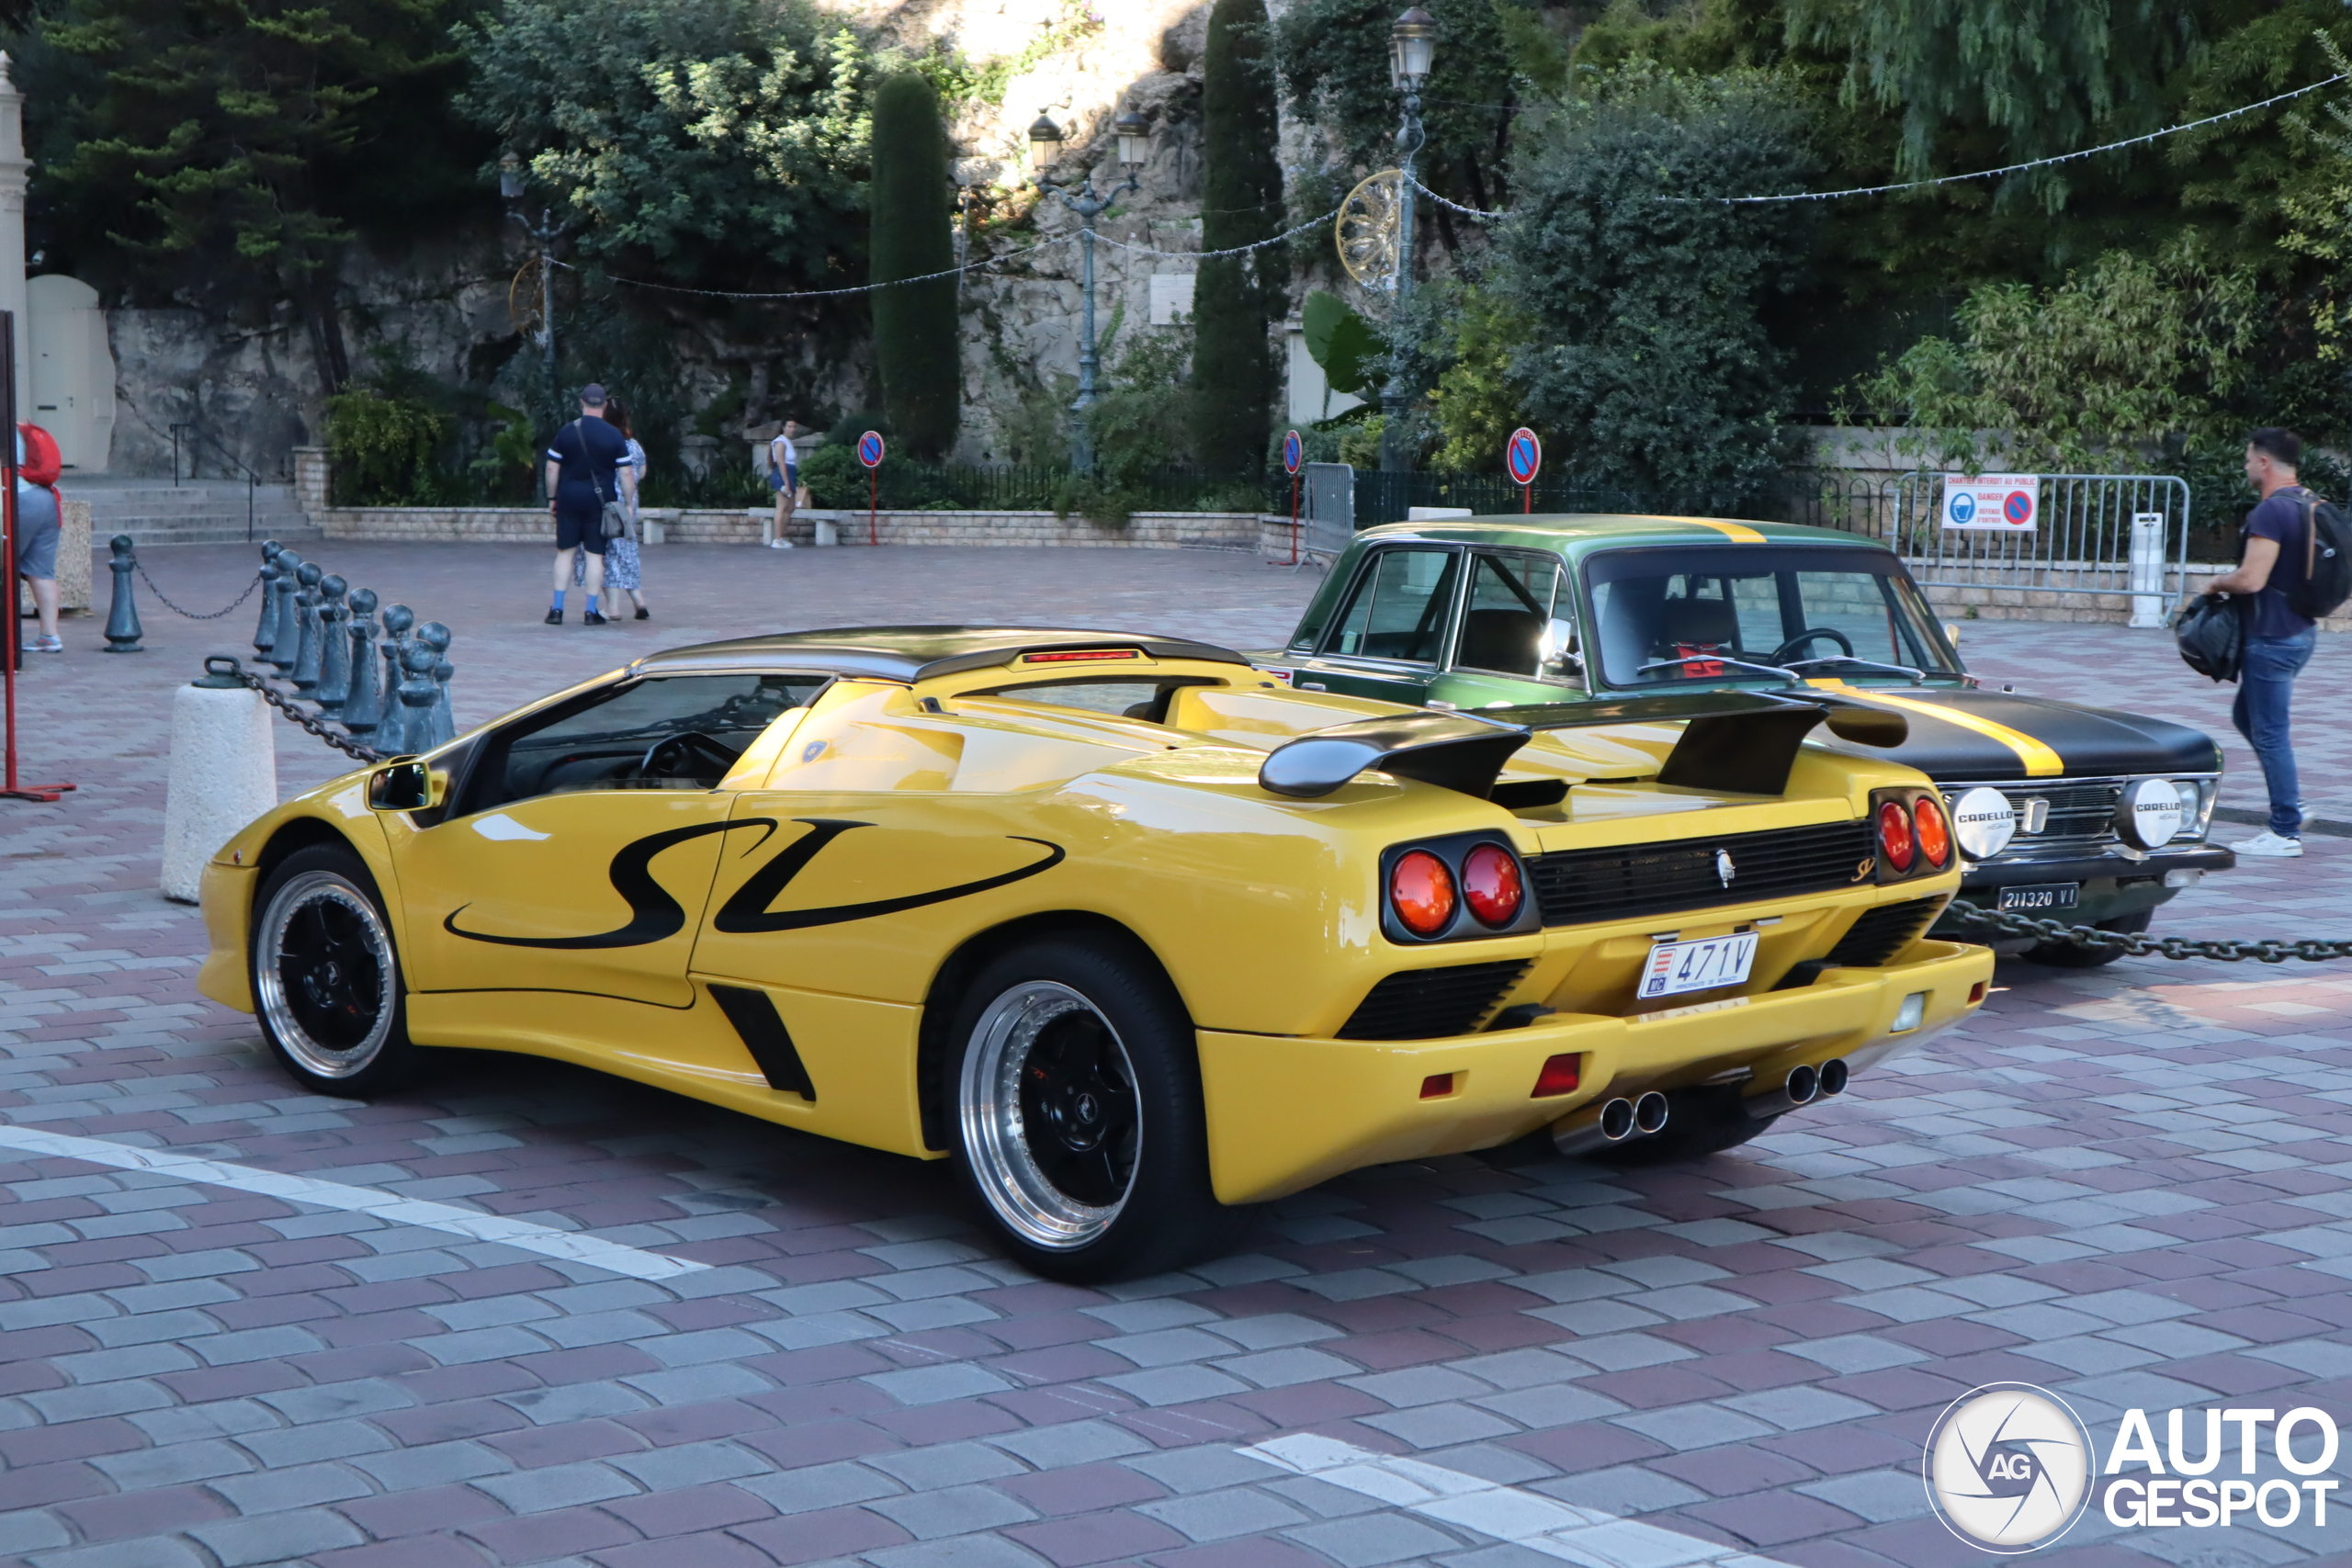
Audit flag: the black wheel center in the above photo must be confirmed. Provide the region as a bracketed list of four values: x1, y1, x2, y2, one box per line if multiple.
[1018, 1010, 1138, 1203]
[278, 897, 383, 1051]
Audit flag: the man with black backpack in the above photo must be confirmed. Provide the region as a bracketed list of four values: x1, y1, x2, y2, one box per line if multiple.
[2206, 427, 2348, 856]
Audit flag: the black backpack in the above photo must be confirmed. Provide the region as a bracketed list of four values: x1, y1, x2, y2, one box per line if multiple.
[2287, 491, 2352, 621]
[2174, 592, 2243, 682]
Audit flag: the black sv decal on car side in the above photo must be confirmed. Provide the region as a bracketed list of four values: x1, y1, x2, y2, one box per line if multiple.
[440, 817, 1066, 948]
[712, 818, 1067, 933]
[443, 818, 781, 949]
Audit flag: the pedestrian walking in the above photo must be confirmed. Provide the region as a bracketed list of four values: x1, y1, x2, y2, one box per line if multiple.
[12, 423, 63, 653]
[543, 383, 630, 625]
[2210, 426, 2321, 856]
[575, 400, 651, 620]
[765, 419, 803, 549]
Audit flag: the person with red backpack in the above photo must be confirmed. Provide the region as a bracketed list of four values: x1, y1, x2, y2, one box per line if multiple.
[11, 422, 63, 654]
[2206, 426, 2346, 856]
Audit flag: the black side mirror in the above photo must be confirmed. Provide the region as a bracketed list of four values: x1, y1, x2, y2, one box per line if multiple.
[367, 761, 432, 811]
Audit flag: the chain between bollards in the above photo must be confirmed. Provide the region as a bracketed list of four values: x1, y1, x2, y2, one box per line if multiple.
[1945, 899, 2352, 963]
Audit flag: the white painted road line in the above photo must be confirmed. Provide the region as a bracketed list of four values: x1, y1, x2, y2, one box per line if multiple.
[0, 1123, 709, 1282]
[1244, 1434, 1798, 1568]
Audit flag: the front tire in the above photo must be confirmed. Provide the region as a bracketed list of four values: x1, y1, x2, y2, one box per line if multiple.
[2023, 908, 2149, 969]
[250, 843, 422, 1096]
[948, 937, 1240, 1281]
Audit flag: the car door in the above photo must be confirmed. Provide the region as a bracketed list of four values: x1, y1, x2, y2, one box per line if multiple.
[1287, 545, 1464, 706]
[384, 671, 827, 1008]
[1429, 550, 1578, 711]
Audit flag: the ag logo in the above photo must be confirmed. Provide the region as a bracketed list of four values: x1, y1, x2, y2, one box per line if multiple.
[1924, 1382, 2093, 1552]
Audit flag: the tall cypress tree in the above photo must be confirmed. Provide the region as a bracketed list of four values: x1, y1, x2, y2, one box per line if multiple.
[1192, 0, 1285, 476]
[869, 73, 961, 457]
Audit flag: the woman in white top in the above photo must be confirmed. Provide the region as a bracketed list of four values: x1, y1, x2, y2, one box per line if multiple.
[576, 401, 651, 619]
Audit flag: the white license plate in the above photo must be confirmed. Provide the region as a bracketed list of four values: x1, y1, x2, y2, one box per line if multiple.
[1998, 882, 2079, 912]
[1638, 932, 1759, 999]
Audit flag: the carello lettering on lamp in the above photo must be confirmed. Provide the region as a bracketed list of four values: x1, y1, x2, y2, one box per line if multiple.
[2102, 1407, 2340, 1529]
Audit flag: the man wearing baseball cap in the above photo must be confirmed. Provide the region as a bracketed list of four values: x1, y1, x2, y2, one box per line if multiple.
[542, 383, 631, 624]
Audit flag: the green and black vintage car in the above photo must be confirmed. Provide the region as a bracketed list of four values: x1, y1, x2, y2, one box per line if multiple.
[1259, 514, 2234, 965]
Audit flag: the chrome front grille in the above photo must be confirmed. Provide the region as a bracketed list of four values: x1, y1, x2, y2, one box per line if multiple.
[1939, 775, 2217, 862]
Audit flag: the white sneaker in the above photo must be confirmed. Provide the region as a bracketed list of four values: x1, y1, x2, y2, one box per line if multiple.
[2231, 829, 2304, 857]
[767, 538, 792, 549]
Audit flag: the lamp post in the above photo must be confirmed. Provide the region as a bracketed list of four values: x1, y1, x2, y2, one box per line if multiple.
[1030, 109, 1152, 472]
[1379, 6, 1435, 474]
[499, 152, 562, 400]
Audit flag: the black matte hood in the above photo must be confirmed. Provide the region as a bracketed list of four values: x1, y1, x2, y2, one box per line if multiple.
[1814, 685, 2222, 782]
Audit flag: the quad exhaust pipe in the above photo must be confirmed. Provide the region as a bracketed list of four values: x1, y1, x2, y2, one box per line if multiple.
[1551, 1090, 1669, 1156]
[1746, 1057, 1849, 1120]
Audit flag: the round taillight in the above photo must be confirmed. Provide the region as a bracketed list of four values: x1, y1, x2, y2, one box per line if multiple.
[1912, 797, 1951, 867]
[1462, 843, 1522, 927]
[1389, 851, 1456, 937]
[1877, 799, 1915, 873]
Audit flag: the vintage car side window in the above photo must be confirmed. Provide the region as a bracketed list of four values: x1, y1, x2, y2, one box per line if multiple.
[1322, 547, 1461, 664]
[1454, 553, 1564, 676]
[461, 675, 826, 814]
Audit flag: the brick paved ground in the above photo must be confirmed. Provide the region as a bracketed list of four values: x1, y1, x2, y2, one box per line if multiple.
[3, 541, 2349, 1568]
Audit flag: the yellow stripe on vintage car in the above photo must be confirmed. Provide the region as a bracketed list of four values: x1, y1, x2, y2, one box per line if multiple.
[1810, 681, 2064, 777]
[1679, 519, 1770, 543]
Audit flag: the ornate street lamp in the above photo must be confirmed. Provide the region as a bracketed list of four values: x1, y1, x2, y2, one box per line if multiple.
[499, 151, 564, 399]
[1032, 109, 1152, 472]
[1380, 7, 1435, 473]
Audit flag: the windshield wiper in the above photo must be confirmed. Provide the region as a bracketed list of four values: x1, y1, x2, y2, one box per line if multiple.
[1781, 656, 1927, 684]
[1636, 655, 1801, 684]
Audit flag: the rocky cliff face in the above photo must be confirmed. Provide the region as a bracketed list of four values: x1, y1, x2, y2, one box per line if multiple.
[96, 0, 1306, 476]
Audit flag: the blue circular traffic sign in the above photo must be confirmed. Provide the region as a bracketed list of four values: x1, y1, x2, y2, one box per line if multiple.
[856, 431, 886, 469]
[1283, 429, 1304, 477]
[1506, 427, 1542, 486]
[2003, 489, 2033, 525]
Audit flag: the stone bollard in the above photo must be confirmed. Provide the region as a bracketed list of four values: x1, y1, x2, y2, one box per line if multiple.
[102, 536, 143, 652]
[388, 643, 439, 756]
[415, 622, 455, 749]
[314, 575, 351, 708]
[289, 561, 325, 689]
[160, 660, 277, 904]
[340, 590, 384, 734]
[266, 551, 304, 671]
[252, 545, 284, 660]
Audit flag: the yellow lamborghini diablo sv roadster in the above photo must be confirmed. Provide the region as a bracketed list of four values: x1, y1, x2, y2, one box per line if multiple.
[198, 626, 1991, 1280]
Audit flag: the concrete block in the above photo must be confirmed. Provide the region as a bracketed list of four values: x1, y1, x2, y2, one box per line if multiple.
[159, 682, 276, 903]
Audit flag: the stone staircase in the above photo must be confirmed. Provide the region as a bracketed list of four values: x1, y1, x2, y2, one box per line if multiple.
[71, 476, 319, 549]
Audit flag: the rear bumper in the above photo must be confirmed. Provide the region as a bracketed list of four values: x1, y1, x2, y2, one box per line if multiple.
[1196, 938, 1991, 1203]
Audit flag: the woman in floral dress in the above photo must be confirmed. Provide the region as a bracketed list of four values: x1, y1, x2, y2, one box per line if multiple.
[576, 400, 651, 619]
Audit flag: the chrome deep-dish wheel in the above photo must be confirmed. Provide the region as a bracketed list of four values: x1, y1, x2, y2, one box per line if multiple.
[947, 938, 1242, 1281]
[960, 981, 1141, 1249]
[251, 846, 417, 1094]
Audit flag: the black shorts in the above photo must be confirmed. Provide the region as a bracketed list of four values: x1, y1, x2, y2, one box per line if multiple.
[554, 502, 608, 555]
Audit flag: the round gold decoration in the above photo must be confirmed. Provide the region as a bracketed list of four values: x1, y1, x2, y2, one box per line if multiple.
[508, 259, 544, 338]
[1335, 169, 1404, 291]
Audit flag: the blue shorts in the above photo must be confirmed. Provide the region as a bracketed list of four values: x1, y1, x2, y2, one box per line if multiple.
[10, 482, 57, 579]
[553, 499, 608, 555]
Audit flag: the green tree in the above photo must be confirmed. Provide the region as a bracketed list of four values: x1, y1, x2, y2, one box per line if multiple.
[1491, 67, 1815, 505]
[1856, 247, 2258, 469]
[28, 0, 476, 391]
[1192, 0, 1286, 477]
[458, 0, 869, 286]
[867, 73, 960, 458]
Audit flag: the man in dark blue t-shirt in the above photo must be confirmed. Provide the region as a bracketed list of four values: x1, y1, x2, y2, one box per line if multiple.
[542, 383, 631, 625]
[2208, 426, 2320, 856]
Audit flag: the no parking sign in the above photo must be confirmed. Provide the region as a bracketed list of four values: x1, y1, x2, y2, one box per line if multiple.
[856, 431, 886, 468]
[1282, 429, 1304, 478]
[1941, 473, 2038, 531]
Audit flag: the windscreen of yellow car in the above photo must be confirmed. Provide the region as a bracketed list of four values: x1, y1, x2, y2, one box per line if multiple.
[1584, 546, 1959, 690]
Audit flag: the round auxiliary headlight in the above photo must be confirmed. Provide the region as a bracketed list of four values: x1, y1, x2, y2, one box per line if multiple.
[1949, 786, 2017, 861]
[2117, 777, 2185, 849]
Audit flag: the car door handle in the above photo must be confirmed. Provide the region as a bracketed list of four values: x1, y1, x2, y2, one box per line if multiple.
[1300, 682, 1327, 692]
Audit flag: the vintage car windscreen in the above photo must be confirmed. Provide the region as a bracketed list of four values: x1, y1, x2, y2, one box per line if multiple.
[1584, 546, 1958, 689]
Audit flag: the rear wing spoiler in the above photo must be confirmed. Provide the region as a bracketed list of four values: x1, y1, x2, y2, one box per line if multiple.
[1257, 691, 1907, 801]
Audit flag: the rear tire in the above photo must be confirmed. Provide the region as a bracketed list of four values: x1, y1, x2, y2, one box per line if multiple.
[947, 937, 1243, 1282]
[2023, 908, 2149, 969]
[250, 844, 424, 1097]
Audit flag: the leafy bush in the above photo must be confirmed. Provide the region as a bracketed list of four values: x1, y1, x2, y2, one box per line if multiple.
[326, 389, 446, 503]
[869, 73, 961, 457]
[1490, 66, 1815, 509]
[1192, 0, 1287, 477]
